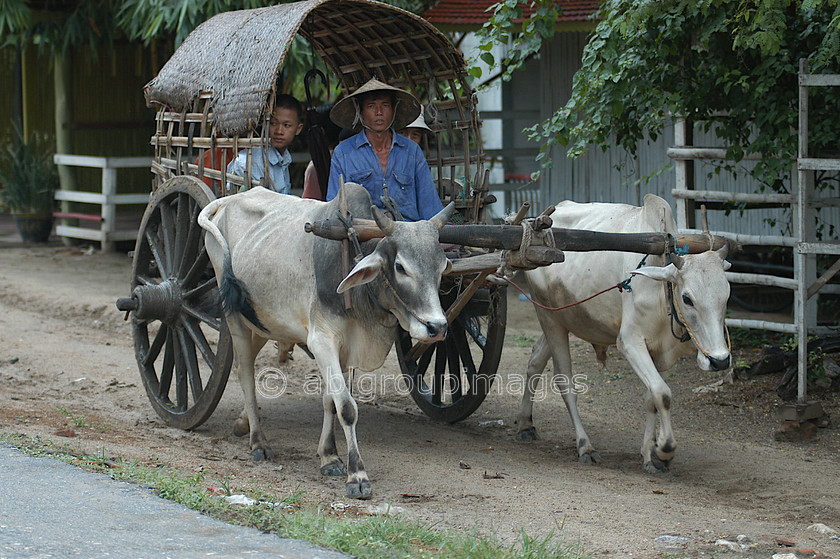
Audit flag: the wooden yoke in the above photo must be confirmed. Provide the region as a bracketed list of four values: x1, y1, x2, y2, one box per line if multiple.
[305, 217, 731, 256]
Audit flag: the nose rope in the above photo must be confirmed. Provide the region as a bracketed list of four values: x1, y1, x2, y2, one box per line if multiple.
[669, 282, 731, 359]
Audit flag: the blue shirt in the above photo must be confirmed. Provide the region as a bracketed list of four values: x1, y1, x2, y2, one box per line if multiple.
[227, 146, 292, 194]
[327, 130, 443, 222]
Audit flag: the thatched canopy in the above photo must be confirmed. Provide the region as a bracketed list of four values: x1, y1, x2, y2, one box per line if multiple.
[144, 0, 468, 136]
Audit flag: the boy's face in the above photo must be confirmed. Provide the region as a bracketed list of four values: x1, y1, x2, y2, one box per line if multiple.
[269, 107, 303, 151]
[399, 128, 423, 145]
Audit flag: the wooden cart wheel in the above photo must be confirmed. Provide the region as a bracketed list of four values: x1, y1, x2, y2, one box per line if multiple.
[397, 283, 507, 423]
[123, 176, 232, 430]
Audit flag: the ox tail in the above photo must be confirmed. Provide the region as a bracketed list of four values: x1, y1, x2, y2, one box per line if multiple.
[197, 199, 268, 333]
[219, 255, 268, 333]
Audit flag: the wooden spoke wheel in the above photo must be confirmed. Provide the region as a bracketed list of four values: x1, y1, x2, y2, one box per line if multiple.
[123, 177, 232, 430]
[397, 282, 507, 423]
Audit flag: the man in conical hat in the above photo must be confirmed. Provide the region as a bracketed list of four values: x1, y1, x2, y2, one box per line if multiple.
[327, 78, 443, 221]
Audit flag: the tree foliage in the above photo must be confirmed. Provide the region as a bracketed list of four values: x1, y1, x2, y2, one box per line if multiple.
[117, 0, 437, 48]
[474, 0, 840, 190]
[1, 0, 118, 55]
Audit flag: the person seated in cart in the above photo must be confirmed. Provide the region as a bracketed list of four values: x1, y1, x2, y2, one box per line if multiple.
[398, 105, 432, 146]
[227, 94, 304, 194]
[302, 103, 343, 200]
[326, 78, 443, 221]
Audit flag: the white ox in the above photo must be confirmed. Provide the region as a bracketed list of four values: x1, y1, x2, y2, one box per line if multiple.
[517, 194, 731, 473]
[199, 184, 454, 499]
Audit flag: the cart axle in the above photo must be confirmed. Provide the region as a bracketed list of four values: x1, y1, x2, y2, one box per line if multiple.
[117, 281, 184, 323]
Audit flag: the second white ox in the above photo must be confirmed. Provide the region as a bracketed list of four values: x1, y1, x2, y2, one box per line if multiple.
[199, 184, 454, 499]
[518, 194, 731, 473]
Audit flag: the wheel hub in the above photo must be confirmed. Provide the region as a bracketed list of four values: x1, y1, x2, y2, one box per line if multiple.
[131, 280, 183, 324]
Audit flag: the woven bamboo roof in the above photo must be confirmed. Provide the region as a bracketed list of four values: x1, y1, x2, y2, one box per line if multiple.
[144, 0, 467, 135]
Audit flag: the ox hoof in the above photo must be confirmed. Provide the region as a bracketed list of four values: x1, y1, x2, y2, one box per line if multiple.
[345, 479, 372, 500]
[643, 456, 671, 474]
[578, 450, 601, 464]
[515, 427, 538, 442]
[250, 446, 275, 462]
[320, 460, 347, 477]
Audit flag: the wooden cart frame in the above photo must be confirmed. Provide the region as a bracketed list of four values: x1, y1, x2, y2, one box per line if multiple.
[120, 0, 510, 429]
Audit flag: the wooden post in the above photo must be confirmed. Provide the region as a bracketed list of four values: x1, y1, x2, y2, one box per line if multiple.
[796, 58, 810, 404]
[338, 175, 352, 310]
[101, 164, 117, 252]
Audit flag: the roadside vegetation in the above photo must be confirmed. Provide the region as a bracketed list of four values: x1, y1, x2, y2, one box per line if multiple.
[0, 432, 585, 559]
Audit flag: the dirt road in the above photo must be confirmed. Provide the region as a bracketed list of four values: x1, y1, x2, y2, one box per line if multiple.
[1, 245, 839, 558]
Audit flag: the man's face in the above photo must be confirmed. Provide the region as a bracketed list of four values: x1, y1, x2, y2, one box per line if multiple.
[360, 93, 395, 133]
[399, 128, 423, 145]
[269, 107, 303, 151]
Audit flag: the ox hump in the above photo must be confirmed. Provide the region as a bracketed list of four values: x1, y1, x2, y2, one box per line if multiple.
[642, 194, 677, 234]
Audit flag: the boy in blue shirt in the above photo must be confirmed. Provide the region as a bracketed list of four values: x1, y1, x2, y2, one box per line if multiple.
[227, 94, 304, 194]
[327, 79, 442, 221]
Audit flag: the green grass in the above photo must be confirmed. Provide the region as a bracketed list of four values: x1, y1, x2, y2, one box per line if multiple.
[1, 432, 585, 559]
[55, 405, 90, 428]
[512, 334, 536, 348]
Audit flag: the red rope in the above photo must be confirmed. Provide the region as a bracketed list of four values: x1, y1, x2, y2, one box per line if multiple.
[492, 273, 628, 312]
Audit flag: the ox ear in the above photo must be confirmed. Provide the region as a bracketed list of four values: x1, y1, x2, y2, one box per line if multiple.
[429, 202, 457, 231]
[337, 252, 384, 293]
[631, 263, 680, 283]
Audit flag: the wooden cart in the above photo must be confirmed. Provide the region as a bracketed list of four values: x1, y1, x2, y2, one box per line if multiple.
[116, 0, 726, 430]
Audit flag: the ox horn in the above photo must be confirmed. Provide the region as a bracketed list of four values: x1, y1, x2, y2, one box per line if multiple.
[667, 245, 684, 270]
[715, 239, 730, 260]
[372, 206, 396, 236]
[700, 204, 715, 251]
[429, 202, 456, 231]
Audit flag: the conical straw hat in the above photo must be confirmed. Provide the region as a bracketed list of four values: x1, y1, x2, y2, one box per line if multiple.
[401, 105, 432, 132]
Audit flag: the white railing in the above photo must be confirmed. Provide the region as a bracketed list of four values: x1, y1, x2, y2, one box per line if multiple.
[53, 155, 151, 251]
[670, 61, 840, 406]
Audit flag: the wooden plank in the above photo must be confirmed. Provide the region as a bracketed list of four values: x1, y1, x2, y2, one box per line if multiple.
[798, 242, 840, 255]
[445, 247, 564, 275]
[671, 189, 793, 204]
[54, 191, 148, 205]
[807, 255, 840, 299]
[798, 158, 840, 171]
[53, 212, 103, 222]
[666, 147, 762, 161]
[55, 191, 106, 204]
[725, 272, 797, 290]
[55, 225, 103, 241]
[726, 318, 796, 334]
[800, 74, 840, 87]
[54, 154, 151, 168]
[678, 228, 794, 247]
